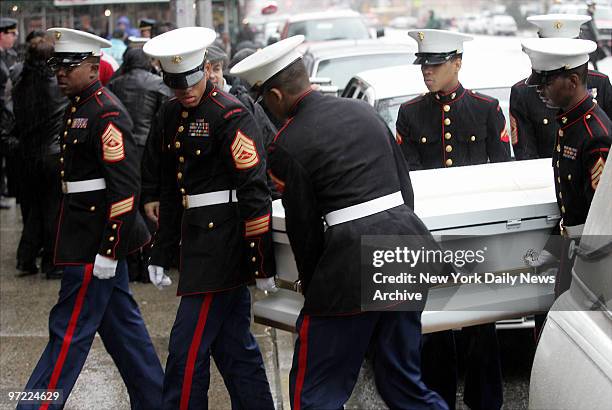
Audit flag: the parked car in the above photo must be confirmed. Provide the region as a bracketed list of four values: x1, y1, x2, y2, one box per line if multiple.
[529, 158, 612, 410]
[466, 12, 491, 34]
[487, 14, 518, 36]
[456, 13, 480, 33]
[300, 39, 415, 94]
[388, 16, 418, 29]
[279, 9, 381, 42]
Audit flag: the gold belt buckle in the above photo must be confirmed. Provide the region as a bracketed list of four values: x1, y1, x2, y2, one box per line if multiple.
[182, 194, 189, 209]
[61, 181, 68, 194]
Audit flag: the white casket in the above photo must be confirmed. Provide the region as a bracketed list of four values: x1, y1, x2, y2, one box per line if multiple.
[255, 159, 559, 333]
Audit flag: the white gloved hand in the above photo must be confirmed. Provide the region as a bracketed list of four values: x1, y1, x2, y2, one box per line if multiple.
[256, 277, 278, 293]
[524, 249, 558, 268]
[148, 265, 172, 290]
[93, 254, 118, 279]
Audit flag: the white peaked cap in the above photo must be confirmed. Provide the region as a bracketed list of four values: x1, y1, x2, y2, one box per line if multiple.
[522, 38, 596, 71]
[143, 27, 216, 74]
[229, 35, 305, 88]
[47, 28, 111, 56]
[527, 14, 591, 38]
[408, 29, 473, 54]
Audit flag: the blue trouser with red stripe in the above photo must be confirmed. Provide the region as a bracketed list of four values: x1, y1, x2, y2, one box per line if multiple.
[289, 310, 448, 410]
[18, 261, 164, 410]
[162, 286, 273, 410]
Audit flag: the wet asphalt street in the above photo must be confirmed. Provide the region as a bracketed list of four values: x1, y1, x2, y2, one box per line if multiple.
[0, 198, 538, 409]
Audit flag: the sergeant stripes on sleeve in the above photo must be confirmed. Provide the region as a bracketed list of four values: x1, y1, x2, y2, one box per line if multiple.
[245, 214, 270, 237]
[109, 196, 134, 218]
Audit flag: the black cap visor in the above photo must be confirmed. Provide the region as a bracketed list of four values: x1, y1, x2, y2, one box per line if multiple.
[47, 52, 92, 71]
[525, 66, 570, 87]
[163, 65, 205, 89]
[414, 51, 458, 65]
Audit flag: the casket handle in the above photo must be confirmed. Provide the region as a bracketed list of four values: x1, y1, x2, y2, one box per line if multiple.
[506, 219, 522, 230]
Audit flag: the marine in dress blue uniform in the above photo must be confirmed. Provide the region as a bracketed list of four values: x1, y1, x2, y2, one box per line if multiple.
[522, 37, 611, 296]
[144, 27, 275, 410]
[232, 36, 448, 410]
[511, 14, 612, 160]
[18, 28, 163, 410]
[396, 29, 509, 410]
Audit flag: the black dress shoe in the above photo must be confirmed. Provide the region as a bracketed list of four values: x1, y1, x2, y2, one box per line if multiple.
[45, 268, 63, 280]
[16, 261, 38, 275]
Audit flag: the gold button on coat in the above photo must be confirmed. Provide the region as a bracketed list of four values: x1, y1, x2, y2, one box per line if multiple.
[175, 141, 181, 149]
[444, 132, 451, 140]
[445, 158, 453, 166]
[67, 119, 72, 125]
[181, 111, 188, 118]
[421, 137, 427, 143]
[561, 117, 567, 124]
[196, 149, 201, 155]
[444, 118, 451, 126]
[251, 257, 256, 262]
[71, 106, 76, 113]
[112, 224, 118, 229]
[543, 118, 548, 125]
[568, 174, 572, 181]
[470, 136, 476, 142]
[179, 156, 185, 163]
[586, 114, 592, 119]
[250, 242, 255, 248]
[106, 249, 112, 255]
[109, 236, 115, 242]
[208, 222, 214, 229]
[445, 145, 452, 152]
[557, 144, 561, 152]
[443, 105, 450, 112]
[177, 172, 182, 179]
[64, 131, 68, 137]
[559, 130, 564, 137]
[180, 188, 186, 194]
[89, 206, 95, 212]
[561, 205, 565, 213]
[73, 139, 78, 144]
[178, 126, 184, 133]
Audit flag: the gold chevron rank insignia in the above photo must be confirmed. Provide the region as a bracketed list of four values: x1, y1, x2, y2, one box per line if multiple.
[231, 130, 259, 170]
[110, 196, 134, 218]
[245, 214, 270, 237]
[591, 157, 606, 190]
[101, 123, 125, 162]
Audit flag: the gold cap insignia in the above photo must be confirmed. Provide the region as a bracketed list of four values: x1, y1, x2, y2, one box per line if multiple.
[55, 31, 62, 40]
[417, 32, 425, 41]
[172, 55, 183, 64]
[554, 21, 563, 30]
